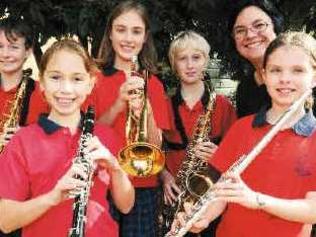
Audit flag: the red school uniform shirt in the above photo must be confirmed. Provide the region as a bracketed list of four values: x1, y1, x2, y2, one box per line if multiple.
[0, 78, 48, 132]
[209, 110, 316, 237]
[86, 67, 171, 187]
[0, 115, 123, 237]
[164, 88, 237, 176]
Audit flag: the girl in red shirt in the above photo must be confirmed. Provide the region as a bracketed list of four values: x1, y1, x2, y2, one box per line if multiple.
[87, 1, 170, 236]
[0, 39, 134, 237]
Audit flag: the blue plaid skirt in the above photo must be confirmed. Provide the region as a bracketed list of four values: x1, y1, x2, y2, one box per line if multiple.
[109, 187, 159, 237]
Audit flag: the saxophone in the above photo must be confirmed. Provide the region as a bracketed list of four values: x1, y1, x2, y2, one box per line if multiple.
[165, 89, 313, 237]
[68, 106, 95, 237]
[159, 87, 216, 236]
[0, 69, 30, 153]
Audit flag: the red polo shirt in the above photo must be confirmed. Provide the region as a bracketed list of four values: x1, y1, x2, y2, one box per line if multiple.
[209, 114, 316, 237]
[0, 116, 123, 237]
[86, 69, 170, 187]
[164, 94, 237, 176]
[0, 80, 48, 132]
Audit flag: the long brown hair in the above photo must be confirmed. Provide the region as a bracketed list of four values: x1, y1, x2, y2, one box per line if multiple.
[97, 0, 157, 74]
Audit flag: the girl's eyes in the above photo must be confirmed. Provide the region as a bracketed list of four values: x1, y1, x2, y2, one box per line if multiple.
[49, 75, 61, 81]
[114, 26, 144, 35]
[269, 68, 281, 73]
[292, 67, 304, 74]
[115, 27, 125, 33]
[73, 76, 86, 82]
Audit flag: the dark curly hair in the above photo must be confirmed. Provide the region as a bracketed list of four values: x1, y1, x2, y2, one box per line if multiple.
[0, 17, 34, 49]
[226, 0, 284, 80]
[228, 0, 284, 36]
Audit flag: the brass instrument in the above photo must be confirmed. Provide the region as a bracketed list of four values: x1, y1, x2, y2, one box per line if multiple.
[165, 89, 313, 237]
[0, 70, 30, 153]
[68, 106, 95, 237]
[118, 56, 165, 177]
[160, 86, 216, 236]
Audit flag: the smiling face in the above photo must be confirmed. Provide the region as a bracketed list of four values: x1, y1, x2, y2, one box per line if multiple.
[110, 9, 147, 68]
[174, 47, 207, 85]
[0, 30, 31, 75]
[233, 6, 276, 67]
[41, 50, 94, 122]
[263, 46, 316, 111]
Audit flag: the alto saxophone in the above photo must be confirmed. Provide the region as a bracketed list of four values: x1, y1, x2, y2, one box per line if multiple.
[165, 89, 313, 237]
[68, 106, 95, 237]
[0, 69, 30, 153]
[160, 87, 216, 236]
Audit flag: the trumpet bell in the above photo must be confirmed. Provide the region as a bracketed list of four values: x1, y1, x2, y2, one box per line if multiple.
[118, 142, 165, 177]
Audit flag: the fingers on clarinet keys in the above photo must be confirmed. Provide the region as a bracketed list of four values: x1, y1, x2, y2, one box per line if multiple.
[67, 165, 89, 198]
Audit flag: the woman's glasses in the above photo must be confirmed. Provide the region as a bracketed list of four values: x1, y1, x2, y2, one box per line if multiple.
[233, 21, 270, 40]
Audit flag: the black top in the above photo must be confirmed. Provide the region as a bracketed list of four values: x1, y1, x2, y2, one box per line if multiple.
[235, 69, 271, 118]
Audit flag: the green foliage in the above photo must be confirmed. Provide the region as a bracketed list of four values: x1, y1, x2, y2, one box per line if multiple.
[1, 0, 315, 79]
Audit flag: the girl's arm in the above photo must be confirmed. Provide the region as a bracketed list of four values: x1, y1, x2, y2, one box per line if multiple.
[110, 167, 135, 214]
[0, 164, 86, 233]
[0, 194, 56, 233]
[215, 173, 316, 224]
[255, 191, 316, 224]
[87, 136, 135, 214]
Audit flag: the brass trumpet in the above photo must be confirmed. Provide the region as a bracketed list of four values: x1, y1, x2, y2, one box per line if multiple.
[118, 56, 165, 177]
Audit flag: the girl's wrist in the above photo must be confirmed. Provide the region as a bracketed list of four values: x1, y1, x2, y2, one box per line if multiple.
[255, 192, 267, 209]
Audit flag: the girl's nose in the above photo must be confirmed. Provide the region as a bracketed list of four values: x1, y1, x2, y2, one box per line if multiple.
[60, 79, 74, 93]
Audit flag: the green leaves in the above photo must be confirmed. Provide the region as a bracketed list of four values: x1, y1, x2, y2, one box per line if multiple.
[1, 0, 315, 76]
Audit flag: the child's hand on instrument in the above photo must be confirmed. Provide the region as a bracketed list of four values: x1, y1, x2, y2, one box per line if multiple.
[214, 173, 259, 209]
[160, 169, 181, 205]
[85, 136, 121, 172]
[0, 126, 20, 146]
[194, 141, 218, 162]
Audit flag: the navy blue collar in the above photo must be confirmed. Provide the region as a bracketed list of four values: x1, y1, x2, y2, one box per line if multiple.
[38, 113, 85, 135]
[103, 65, 118, 76]
[252, 107, 316, 137]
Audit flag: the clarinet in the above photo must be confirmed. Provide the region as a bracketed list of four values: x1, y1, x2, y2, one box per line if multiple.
[68, 106, 95, 237]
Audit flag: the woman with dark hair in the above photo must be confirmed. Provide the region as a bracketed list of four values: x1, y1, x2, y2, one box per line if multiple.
[227, 0, 284, 117]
